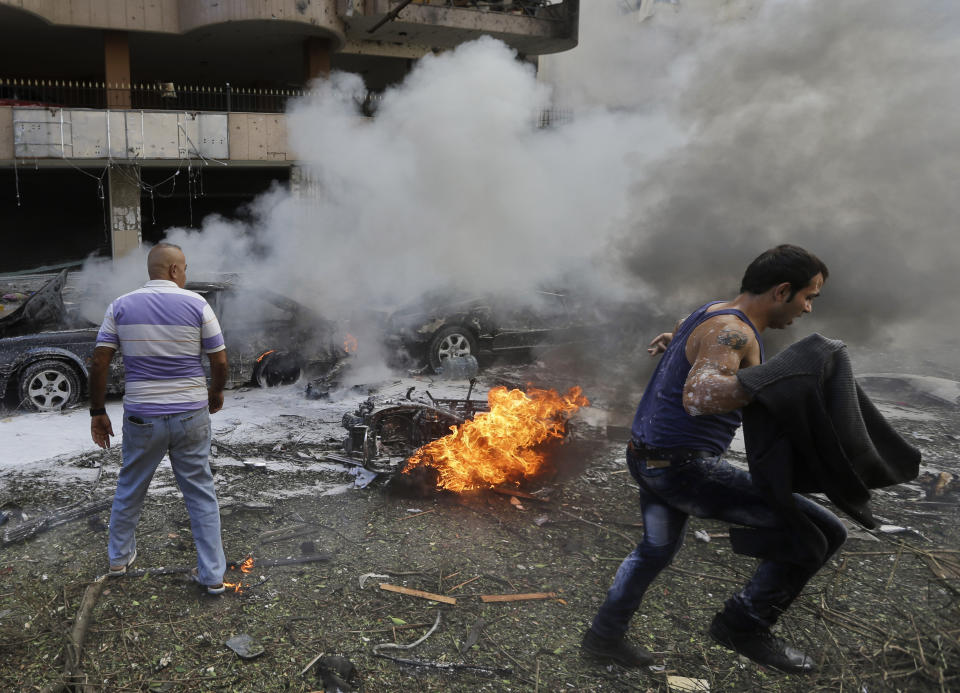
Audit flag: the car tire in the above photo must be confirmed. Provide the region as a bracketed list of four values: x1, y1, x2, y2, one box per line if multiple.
[252, 351, 302, 388]
[18, 359, 82, 412]
[428, 326, 478, 372]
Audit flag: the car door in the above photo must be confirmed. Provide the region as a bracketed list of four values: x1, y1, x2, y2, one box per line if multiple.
[489, 290, 574, 351]
[212, 288, 300, 385]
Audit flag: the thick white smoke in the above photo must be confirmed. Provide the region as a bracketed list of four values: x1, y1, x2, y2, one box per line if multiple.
[79, 1, 960, 377]
[79, 37, 669, 324]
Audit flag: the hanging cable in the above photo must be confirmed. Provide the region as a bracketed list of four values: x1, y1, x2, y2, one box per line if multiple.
[178, 122, 229, 168]
[99, 176, 109, 246]
[187, 159, 194, 227]
[13, 156, 21, 207]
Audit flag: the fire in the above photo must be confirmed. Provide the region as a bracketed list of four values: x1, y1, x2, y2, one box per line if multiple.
[403, 386, 589, 492]
[344, 333, 359, 354]
[256, 350, 276, 363]
[223, 556, 255, 593]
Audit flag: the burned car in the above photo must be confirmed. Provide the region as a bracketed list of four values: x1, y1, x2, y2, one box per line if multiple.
[384, 288, 636, 372]
[334, 383, 489, 474]
[0, 273, 342, 412]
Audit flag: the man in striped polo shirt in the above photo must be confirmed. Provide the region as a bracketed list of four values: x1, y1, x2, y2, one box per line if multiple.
[89, 243, 229, 594]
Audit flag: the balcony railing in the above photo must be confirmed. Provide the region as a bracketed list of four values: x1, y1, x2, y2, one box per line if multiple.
[1, 77, 571, 131]
[2, 78, 569, 122]
[0, 79, 306, 114]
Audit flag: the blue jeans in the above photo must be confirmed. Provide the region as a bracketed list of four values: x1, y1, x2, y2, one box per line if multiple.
[590, 445, 846, 641]
[108, 408, 226, 585]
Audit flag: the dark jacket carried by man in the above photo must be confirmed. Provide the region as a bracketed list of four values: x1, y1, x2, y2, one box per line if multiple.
[734, 333, 921, 565]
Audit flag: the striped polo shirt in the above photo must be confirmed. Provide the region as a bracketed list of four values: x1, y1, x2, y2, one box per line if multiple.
[96, 280, 226, 416]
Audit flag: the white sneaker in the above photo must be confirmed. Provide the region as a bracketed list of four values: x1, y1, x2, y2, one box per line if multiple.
[191, 567, 226, 595]
[107, 548, 137, 577]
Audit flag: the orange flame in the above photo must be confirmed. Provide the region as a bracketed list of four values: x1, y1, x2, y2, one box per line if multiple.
[223, 556, 255, 593]
[256, 350, 276, 363]
[403, 386, 588, 492]
[344, 333, 359, 354]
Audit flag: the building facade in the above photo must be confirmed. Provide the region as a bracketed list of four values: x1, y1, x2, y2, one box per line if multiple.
[0, 0, 579, 271]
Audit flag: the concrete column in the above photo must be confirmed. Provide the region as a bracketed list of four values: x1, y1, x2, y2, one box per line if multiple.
[104, 31, 132, 109]
[304, 37, 333, 82]
[289, 165, 320, 200]
[108, 165, 142, 260]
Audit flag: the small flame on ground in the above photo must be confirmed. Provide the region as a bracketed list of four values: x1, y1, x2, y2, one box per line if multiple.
[403, 385, 589, 492]
[256, 349, 276, 363]
[223, 556, 255, 593]
[344, 333, 359, 354]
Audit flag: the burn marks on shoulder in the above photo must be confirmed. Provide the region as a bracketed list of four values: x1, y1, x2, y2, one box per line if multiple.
[717, 329, 750, 350]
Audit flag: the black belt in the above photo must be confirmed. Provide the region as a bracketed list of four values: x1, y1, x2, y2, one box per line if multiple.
[628, 439, 713, 468]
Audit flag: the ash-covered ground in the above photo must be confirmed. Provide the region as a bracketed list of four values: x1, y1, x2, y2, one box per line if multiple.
[0, 350, 958, 692]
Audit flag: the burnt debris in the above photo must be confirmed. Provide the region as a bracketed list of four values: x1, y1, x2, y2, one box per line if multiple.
[337, 387, 489, 474]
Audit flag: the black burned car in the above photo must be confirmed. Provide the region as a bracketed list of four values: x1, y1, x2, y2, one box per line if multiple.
[0, 273, 342, 412]
[384, 288, 635, 372]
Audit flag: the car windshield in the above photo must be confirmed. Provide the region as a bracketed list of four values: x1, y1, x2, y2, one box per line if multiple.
[0, 270, 69, 338]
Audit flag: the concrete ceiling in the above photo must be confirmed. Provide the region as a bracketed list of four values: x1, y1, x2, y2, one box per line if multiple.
[0, 6, 394, 88]
[0, 3, 573, 91]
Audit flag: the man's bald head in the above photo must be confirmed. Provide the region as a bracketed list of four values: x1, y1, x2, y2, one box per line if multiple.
[148, 243, 187, 287]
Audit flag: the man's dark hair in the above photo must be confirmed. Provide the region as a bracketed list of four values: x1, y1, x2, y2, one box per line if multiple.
[739, 244, 829, 300]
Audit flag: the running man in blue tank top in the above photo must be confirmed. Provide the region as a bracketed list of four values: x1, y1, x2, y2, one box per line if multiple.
[582, 245, 845, 675]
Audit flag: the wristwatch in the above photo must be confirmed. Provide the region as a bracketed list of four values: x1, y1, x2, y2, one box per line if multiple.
[89, 407, 107, 417]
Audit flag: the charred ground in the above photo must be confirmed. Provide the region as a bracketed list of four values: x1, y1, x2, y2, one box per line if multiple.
[0, 354, 958, 692]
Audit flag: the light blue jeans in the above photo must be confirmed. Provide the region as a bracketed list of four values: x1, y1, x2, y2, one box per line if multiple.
[108, 407, 226, 585]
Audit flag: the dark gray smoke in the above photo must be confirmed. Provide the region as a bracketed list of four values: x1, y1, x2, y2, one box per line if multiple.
[546, 1, 960, 375]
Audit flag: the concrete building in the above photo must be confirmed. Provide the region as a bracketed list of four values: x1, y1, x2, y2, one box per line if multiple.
[0, 0, 579, 272]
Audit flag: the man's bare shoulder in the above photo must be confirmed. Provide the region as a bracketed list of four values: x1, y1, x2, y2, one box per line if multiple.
[686, 313, 760, 366]
[692, 314, 754, 345]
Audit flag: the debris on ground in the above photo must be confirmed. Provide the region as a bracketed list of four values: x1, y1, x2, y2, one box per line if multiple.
[479, 592, 558, 602]
[302, 653, 357, 692]
[667, 675, 710, 692]
[225, 633, 265, 659]
[2, 496, 112, 546]
[379, 583, 457, 605]
[0, 363, 957, 690]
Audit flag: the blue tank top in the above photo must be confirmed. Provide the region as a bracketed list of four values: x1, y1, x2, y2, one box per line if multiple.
[630, 302, 765, 455]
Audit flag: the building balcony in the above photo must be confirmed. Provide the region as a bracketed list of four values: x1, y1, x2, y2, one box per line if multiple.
[0, 79, 570, 166]
[341, 0, 578, 55]
[0, 106, 290, 165]
[1, 79, 306, 115]
[0, 77, 389, 164]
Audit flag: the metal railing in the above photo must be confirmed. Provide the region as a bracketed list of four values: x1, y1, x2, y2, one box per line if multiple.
[0, 78, 306, 114]
[536, 108, 572, 128]
[1, 77, 570, 128]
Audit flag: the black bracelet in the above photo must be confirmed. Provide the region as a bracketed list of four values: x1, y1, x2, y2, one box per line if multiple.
[89, 407, 107, 417]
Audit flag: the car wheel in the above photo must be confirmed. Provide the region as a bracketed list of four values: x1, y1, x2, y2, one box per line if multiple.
[428, 326, 478, 372]
[252, 350, 302, 388]
[18, 359, 81, 412]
